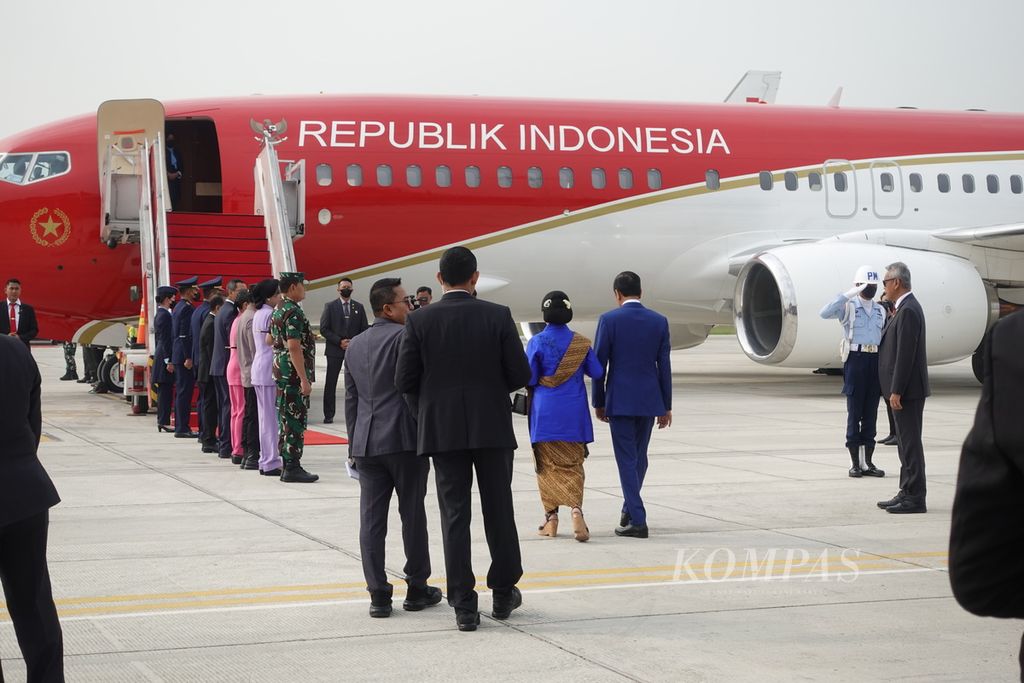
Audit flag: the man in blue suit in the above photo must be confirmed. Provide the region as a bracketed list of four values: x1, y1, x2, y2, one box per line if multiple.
[172, 276, 200, 438]
[153, 286, 178, 432]
[592, 271, 672, 538]
[191, 277, 222, 451]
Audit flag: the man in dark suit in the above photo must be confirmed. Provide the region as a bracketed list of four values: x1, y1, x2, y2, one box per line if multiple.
[212, 279, 247, 458]
[172, 276, 200, 438]
[320, 277, 369, 423]
[166, 133, 183, 210]
[153, 286, 177, 432]
[949, 310, 1024, 676]
[593, 271, 672, 539]
[190, 277, 222, 447]
[197, 297, 223, 452]
[395, 246, 531, 632]
[0, 334, 63, 682]
[877, 261, 930, 514]
[345, 277, 441, 618]
[2, 278, 39, 346]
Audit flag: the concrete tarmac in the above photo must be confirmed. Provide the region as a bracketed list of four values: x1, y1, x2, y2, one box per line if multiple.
[2, 338, 1020, 682]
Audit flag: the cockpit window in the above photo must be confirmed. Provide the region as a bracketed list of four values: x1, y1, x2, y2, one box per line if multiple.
[0, 151, 72, 185]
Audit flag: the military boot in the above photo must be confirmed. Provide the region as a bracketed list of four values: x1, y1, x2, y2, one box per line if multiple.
[848, 446, 863, 477]
[280, 461, 319, 483]
[862, 444, 885, 477]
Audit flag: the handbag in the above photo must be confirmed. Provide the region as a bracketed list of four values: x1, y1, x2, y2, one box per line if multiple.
[511, 390, 529, 415]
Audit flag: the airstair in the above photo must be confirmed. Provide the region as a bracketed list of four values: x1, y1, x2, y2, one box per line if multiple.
[94, 99, 303, 407]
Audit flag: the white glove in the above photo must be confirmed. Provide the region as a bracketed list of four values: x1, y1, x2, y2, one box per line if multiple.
[844, 283, 867, 299]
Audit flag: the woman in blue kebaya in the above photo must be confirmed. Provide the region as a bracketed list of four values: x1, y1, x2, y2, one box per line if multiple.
[526, 291, 604, 542]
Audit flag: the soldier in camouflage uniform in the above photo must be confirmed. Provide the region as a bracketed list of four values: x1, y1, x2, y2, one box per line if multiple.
[270, 272, 319, 483]
[60, 342, 78, 380]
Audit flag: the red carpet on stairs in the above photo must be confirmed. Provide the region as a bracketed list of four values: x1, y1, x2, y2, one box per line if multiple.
[166, 212, 273, 284]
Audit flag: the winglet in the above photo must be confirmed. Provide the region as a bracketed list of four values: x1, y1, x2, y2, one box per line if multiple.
[724, 71, 781, 104]
[827, 87, 843, 108]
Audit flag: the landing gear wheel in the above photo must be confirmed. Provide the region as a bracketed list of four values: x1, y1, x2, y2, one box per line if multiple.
[98, 353, 124, 394]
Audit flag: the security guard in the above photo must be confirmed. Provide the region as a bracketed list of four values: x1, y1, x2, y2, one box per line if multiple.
[172, 276, 200, 438]
[153, 285, 178, 433]
[820, 265, 886, 478]
[270, 272, 319, 483]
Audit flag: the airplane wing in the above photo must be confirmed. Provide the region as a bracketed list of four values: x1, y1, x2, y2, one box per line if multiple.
[935, 223, 1024, 251]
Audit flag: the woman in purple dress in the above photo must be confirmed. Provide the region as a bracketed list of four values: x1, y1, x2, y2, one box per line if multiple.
[526, 291, 603, 542]
[250, 279, 283, 476]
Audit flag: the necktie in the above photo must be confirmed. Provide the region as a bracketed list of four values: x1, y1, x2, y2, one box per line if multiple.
[343, 302, 350, 318]
[9, 302, 16, 334]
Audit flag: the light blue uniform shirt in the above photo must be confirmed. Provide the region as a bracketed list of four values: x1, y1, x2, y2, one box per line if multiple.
[819, 294, 884, 345]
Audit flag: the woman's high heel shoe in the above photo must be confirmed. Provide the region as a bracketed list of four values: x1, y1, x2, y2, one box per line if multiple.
[538, 511, 558, 537]
[157, 425, 173, 433]
[571, 507, 590, 543]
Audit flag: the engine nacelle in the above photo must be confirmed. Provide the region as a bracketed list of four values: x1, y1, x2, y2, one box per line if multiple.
[734, 243, 998, 368]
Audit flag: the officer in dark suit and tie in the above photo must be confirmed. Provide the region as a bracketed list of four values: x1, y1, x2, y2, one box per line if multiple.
[396, 246, 532, 632]
[320, 277, 369, 423]
[877, 261, 930, 514]
[345, 277, 442, 618]
[949, 310, 1024, 677]
[190, 277, 222, 449]
[212, 279, 247, 458]
[2, 278, 39, 346]
[0, 334, 63, 682]
[172, 276, 200, 438]
[592, 271, 672, 539]
[153, 286, 178, 433]
[197, 296, 224, 452]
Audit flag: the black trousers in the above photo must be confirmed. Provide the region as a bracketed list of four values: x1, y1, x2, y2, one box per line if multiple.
[156, 380, 174, 428]
[322, 355, 344, 420]
[883, 394, 897, 437]
[431, 448, 522, 613]
[357, 452, 431, 594]
[199, 380, 219, 448]
[213, 375, 232, 456]
[83, 345, 103, 381]
[242, 386, 259, 456]
[174, 366, 195, 434]
[0, 511, 64, 683]
[894, 397, 927, 501]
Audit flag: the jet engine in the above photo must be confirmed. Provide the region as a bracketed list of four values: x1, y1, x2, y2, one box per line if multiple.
[733, 243, 998, 368]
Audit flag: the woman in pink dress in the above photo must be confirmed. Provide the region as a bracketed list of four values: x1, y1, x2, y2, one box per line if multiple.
[226, 292, 252, 462]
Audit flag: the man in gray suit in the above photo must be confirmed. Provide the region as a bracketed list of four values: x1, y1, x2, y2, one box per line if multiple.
[345, 277, 441, 618]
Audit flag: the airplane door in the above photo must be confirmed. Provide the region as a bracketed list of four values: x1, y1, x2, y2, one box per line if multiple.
[870, 160, 903, 218]
[824, 159, 857, 218]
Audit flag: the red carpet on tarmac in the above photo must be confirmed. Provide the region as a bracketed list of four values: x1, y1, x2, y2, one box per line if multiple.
[304, 430, 348, 446]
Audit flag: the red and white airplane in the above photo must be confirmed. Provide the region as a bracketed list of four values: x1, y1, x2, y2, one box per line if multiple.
[1, 72, 1021, 382]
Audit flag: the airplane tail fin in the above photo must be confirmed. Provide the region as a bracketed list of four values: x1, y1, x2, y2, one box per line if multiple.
[724, 70, 781, 104]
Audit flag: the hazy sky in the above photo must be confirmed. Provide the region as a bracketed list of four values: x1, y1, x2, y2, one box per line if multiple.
[3, 0, 1023, 139]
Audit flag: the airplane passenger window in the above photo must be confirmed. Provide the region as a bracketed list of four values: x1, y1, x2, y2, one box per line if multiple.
[0, 153, 35, 185]
[784, 171, 798, 191]
[760, 171, 774, 191]
[705, 169, 720, 190]
[559, 167, 574, 189]
[833, 172, 847, 192]
[618, 168, 633, 190]
[497, 166, 512, 188]
[1012, 175, 1023, 194]
[938, 173, 950, 193]
[528, 166, 543, 188]
[807, 172, 822, 191]
[406, 164, 422, 187]
[962, 174, 975, 193]
[986, 174, 999, 193]
[909, 173, 923, 192]
[591, 168, 606, 189]
[465, 166, 481, 188]
[346, 164, 362, 187]
[647, 169, 662, 190]
[880, 172, 894, 192]
[377, 164, 392, 187]
[436, 165, 452, 187]
[316, 163, 332, 187]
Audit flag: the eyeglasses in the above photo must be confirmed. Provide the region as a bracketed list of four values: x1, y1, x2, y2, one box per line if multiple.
[882, 278, 897, 285]
[389, 296, 416, 307]
[416, 297, 430, 304]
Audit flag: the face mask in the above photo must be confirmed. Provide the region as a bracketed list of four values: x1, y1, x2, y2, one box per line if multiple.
[339, 288, 353, 298]
[861, 285, 878, 299]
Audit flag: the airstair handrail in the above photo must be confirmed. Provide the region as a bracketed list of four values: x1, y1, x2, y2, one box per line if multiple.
[254, 142, 297, 278]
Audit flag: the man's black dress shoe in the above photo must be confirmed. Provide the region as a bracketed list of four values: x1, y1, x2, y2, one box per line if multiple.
[886, 500, 927, 514]
[403, 585, 443, 611]
[241, 454, 260, 470]
[174, 432, 199, 439]
[491, 587, 522, 620]
[877, 492, 906, 509]
[323, 416, 333, 424]
[369, 592, 392, 618]
[619, 511, 631, 528]
[201, 444, 218, 454]
[615, 523, 649, 538]
[217, 452, 232, 459]
[879, 434, 898, 446]
[76, 376, 91, 384]
[230, 455, 244, 465]
[456, 610, 480, 632]
[260, 468, 282, 477]
[60, 372, 78, 381]
[90, 385, 108, 394]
